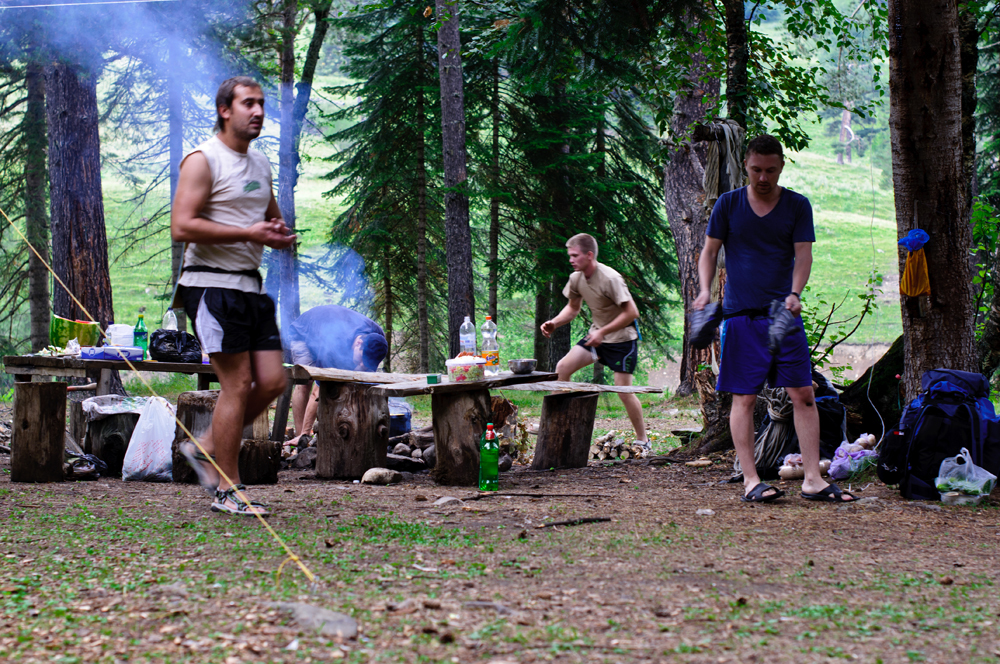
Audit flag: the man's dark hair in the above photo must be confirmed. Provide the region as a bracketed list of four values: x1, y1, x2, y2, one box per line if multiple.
[745, 134, 785, 160]
[361, 333, 388, 371]
[214, 76, 262, 133]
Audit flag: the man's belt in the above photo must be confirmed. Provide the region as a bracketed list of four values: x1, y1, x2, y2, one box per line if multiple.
[182, 265, 262, 283]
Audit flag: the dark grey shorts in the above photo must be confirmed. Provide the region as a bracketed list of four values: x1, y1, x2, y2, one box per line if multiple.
[180, 286, 282, 355]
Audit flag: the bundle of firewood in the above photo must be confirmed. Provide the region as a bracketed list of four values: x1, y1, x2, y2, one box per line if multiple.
[589, 430, 647, 461]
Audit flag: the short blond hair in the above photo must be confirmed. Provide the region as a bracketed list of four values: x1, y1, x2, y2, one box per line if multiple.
[566, 233, 598, 258]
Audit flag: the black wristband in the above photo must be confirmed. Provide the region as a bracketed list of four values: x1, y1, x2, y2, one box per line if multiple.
[790, 292, 800, 299]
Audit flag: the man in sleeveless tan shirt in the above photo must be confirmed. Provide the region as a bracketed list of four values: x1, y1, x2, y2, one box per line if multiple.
[540, 234, 649, 450]
[171, 77, 295, 516]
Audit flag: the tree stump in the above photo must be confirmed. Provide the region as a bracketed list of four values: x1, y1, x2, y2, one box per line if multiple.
[531, 392, 599, 470]
[11, 381, 66, 483]
[430, 388, 491, 486]
[315, 382, 389, 480]
[171, 390, 219, 484]
[238, 439, 281, 485]
[242, 409, 269, 440]
[88, 412, 140, 477]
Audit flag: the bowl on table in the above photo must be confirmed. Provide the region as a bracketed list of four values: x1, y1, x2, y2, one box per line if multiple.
[508, 358, 537, 375]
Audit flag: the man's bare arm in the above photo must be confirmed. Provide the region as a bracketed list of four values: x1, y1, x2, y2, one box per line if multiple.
[786, 241, 813, 315]
[584, 299, 639, 347]
[694, 236, 723, 310]
[540, 297, 582, 338]
[171, 152, 295, 249]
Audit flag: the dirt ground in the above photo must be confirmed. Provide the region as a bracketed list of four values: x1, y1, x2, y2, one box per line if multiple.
[2, 425, 999, 664]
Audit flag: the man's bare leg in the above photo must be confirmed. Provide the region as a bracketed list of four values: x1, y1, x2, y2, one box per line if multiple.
[289, 382, 320, 446]
[555, 344, 594, 381]
[786, 385, 852, 500]
[292, 382, 312, 435]
[613, 371, 647, 442]
[730, 392, 779, 499]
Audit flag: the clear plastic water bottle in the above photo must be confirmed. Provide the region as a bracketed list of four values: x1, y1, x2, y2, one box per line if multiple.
[481, 315, 499, 376]
[134, 314, 148, 360]
[479, 423, 499, 491]
[459, 316, 477, 355]
[162, 309, 178, 331]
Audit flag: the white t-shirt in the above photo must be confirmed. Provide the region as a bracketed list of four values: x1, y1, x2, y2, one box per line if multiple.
[177, 135, 273, 294]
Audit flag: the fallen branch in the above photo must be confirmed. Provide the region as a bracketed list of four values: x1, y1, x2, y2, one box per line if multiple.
[464, 492, 611, 501]
[535, 517, 611, 529]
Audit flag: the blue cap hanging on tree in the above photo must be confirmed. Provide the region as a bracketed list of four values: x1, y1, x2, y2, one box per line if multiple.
[899, 228, 931, 297]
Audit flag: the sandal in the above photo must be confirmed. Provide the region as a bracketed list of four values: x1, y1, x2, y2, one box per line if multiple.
[741, 482, 785, 503]
[179, 440, 219, 495]
[211, 484, 271, 517]
[801, 483, 856, 503]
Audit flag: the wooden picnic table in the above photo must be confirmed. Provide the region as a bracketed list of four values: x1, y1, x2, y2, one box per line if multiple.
[371, 371, 556, 485]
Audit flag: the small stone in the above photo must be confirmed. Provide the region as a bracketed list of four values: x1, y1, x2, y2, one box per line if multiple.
[414, 494, 428, 502]
[696, 508, 715, 516]
[940, 576, 954, 585]
[266, 602, 357, 638]
[393, 443, 412, 456]
[535, 591, 553, 600]
[387, 598, 418, 615]
[285, 638, 299, 651]
[433, 496, 463, 507]
[411, 448, 423, 459]
[498, 454, 513, 472]
[361, 468, 403, 485]
[423, 599, 442, 609]
[291, 447, 317, 469]
[423, 444, 436, 468]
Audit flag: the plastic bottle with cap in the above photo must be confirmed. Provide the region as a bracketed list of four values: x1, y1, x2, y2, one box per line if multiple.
[479, 423, 499, 491]
[481, 315, 499, 376]
[459, 316, 477, 355]
[162, 309, 178, 331]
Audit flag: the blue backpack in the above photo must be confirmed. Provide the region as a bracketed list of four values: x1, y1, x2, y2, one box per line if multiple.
[877, 369, 1000, 500]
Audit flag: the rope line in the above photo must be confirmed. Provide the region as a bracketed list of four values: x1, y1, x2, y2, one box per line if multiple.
[0, 203, 316, 586]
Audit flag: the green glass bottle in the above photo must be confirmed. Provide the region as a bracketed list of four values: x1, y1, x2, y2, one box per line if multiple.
[134, 314, 148, 360]
[479, 423, 499, 491]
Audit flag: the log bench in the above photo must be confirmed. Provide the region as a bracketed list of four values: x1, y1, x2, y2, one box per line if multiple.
[500, 381, 663, 470]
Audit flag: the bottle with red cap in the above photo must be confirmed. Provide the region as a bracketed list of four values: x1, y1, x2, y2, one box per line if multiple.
[479, 423, 499, 491]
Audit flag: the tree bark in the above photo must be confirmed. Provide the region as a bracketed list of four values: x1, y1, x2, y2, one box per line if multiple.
[533, 285, 550, 370]
[45, 63, 115, 332]
[168, 40, 187, 333]
[315, 382, 389, 479]
[24, 60, 50, 353]
[888, 0, 976, 400]
[663, 25, 721, 395]
[437, 0, 475, 358]
[722, 0, 748, 128]
[488, 58, 501, 323]
[531, 392, 599, 469]
[277, 0, 300, 338]
[415, 27, 430, 372]
[11, 382, 66, 483]
[430, 388, 491, 486]
[383, 246, 393, 372]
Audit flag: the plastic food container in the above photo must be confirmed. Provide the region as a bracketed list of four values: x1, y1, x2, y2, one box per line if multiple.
[940, 491, 984, 506]
[445, 357, 486, 382]
[106, 324, 134, 347]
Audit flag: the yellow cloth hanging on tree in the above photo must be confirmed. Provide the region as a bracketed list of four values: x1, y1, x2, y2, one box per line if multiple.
[900, 247, 930, 297]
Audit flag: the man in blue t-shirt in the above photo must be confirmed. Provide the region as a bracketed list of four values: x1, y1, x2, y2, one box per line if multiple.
[693, 135, 855, 504]
[285, 305, 388, 446]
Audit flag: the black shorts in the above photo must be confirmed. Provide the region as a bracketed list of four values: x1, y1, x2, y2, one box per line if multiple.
[180, 286, 282, 355]
[576, 337, 638, 374]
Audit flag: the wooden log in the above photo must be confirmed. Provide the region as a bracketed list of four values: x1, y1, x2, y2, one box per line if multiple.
[238, 439, 281, 485]
[242, 409, 269, 440]
[430, 388, 491, 486]
[388, 425, 434, 451]
[171, 390, 219, 484]
[531, 392, 599, 470]
[315, 382, 389, 480]
[271, 380, 293, 441]
[69, 400, 86, 451]
[88, 412, 140, 476]
[11, 381, 66, 483]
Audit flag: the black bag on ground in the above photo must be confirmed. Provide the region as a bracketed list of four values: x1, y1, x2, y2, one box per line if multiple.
[877, 368, 1000, 500]
[149, 329, 202, 363]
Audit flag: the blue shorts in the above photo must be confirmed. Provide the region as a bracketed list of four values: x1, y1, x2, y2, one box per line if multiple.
[717, 313, 811, 394]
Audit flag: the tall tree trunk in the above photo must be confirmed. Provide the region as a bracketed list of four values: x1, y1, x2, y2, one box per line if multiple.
[415, 27, 431, 372]
[722, 0, 748, 128]
[549, 276, 571, 366]
[277, 0, 300, 337]
[45, 63, 114, 330]
[533, 285, 550, 371]
[383, 248, 393, 373]
[168, 41, 187, 332]
[24, 60, 50, 353]
[488, 58, 500, 323]
[958, 2, 978, 204]
[888, 0, 976, 399]
[593, 114, 607, 385]
[664, 23, 721, 396]
[437, 0, 475, 358]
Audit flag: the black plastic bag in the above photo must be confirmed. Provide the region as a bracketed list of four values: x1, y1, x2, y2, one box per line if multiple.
[149, 329, 202, 363]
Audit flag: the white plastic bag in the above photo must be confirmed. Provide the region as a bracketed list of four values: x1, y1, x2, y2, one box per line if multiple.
[935, 447, 997, 496]
[122, 397, 175, 482]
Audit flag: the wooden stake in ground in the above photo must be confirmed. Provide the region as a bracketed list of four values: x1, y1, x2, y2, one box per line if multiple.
[11, 381, 66, 483]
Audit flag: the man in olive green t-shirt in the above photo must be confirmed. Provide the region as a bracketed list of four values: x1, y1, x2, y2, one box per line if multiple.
[540, 233, 648, 449]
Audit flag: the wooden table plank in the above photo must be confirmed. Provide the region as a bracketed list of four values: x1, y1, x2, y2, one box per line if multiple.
[371, 371, 557, 397]
[290, 365, 428, 384]
[500, 380, 663, 394]
[3, 355, 216, 375]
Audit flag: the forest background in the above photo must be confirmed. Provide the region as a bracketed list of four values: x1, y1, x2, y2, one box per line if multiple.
[0, 0, 997, 409]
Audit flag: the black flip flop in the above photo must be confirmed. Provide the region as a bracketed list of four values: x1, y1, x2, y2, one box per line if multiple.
[741, 482, 785, 503]
[801, 483, 856, 503]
